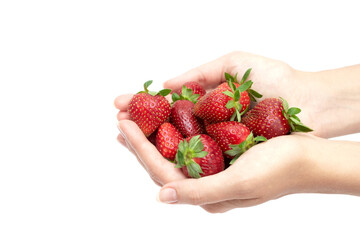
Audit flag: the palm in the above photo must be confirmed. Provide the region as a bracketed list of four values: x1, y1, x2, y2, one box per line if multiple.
[164, 51, 316, 135]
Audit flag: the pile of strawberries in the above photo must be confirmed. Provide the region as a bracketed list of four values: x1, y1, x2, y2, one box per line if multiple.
[128, 69, 312, 178]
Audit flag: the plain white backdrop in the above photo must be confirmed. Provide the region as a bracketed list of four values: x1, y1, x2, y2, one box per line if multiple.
[0, 0, 359, 239]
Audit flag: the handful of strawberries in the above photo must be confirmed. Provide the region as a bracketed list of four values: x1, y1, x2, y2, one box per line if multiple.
[128, 69, 312, 178]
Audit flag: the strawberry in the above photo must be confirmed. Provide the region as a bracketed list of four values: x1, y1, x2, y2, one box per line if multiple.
[147, 129, 158, 146]
[174, 81, 206, 100]
[241, 97, 312, 139]
[155, 123, 184, 160]
[206, 121, 251, 157]
[128, 80, 171, 137]
[194, 69, 261, 123]
[170, 100, 205, 138]
[206, 121, 266, 164]
[170, 85, 205, 137]
[175, 134, 224, 178]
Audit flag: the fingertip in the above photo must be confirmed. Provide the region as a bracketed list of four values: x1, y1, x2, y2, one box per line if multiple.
[117, 133, 127, 147]
[114, 94, 133, 110]
[157, 187, 178, 204]
[117, 111, 130, 121]
[118, 120, 147, 142]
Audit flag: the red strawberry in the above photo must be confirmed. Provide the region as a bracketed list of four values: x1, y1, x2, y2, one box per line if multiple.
[175, 134, 224, 178]
[194, 69, 261, 123]
[206, 121, 267, 164]
[174, 81, 206, 99]
[147, 129, 158, 146]
[242, 97, 312, 139]
[206, 121, 251, 157]
[155, 123, 184, 160]
[170, 100, 205, 137]
[128, 80, 171, 137]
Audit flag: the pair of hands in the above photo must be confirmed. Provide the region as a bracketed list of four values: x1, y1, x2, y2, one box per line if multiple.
[115, 51, 323, 213]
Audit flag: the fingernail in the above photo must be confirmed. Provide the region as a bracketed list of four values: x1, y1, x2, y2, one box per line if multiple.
[157, 188, 177, 204]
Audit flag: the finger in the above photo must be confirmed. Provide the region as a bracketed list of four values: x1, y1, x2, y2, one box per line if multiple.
[157, 167, 249, 205]
[163, 54, 230, 91]
[117, 111, 130, 121]
[114, 94, 133, 111]
[118, 120, 186, 185]
[117, 133, 150, 174]
[200, 198, 265, 213]
[117, 133, 127, 147]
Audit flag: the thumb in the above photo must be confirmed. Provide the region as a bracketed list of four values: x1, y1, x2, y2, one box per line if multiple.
[157, 169, 240, 205]
[163, 54, 229, 91]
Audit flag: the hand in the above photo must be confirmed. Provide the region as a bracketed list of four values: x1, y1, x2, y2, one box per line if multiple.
[157, 132, 360, 213]
[163, 51, 319, 135]
[157, 133, 316, 212]
[114, 51, 360, 213]
[114, 51, 316, 212]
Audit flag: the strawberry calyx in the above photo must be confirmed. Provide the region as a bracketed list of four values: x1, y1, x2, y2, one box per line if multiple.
[238, 68, 263, 102]
[225, 132, 267, 164]
[174, 135, 207, 179]
[279, 97, 313, 133]
[171, 85, 200, 104]
[139, 80, 172, 97]
[223, 70, 255, 122]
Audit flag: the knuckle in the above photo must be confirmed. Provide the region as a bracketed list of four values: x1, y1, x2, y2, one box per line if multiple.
[187, 189, 204, 205]
[235, 177, 257, 197]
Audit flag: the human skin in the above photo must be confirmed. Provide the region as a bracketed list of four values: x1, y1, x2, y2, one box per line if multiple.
[114, 51, 360, 212]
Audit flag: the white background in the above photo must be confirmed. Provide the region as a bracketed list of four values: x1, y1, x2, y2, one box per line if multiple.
[1, 0, 359, 239]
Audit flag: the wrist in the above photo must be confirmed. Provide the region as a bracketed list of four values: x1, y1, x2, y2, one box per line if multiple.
[294, 67, 360, 138]
[299, 135, 360, 196]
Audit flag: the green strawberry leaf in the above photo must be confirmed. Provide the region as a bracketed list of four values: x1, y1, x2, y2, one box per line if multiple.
[181, 85, 193, 96]
[248, 88, 263, 98]
[279, 97, 313, 133]
[230, 112, 237, 121]
[157, 89, 171, 97]
[171, 85, 200, 104]
[174, 150, 185, 168]
[287, 107, 301, 116]
[254, 136, 267, 142]
[144, 80, 153, 92]
[279, 97, 289, 112]
[289, 116, 302, 125]
[225, 148, 239, 157]
[294, 124, 313, 132]
[223, 90, 234, 98]
[229, 157, 240, 165]
[226, 100, 235, 109]
[236, 109, 241, 122]
[236, 80, 253, 93]
[226, 132, 266, 165]
[193, 151, 208, 158]
[240, 68, 252, 84]
[234, 89, 241, 102]
[172, 93, 181, 102]
[186, 161, 203, 179]
[189, 94, 200, 103]
[291, 115, 301, 122]
[233, 72, 238, 82]
[248, 93, 256, 102]
[148, 91, 158, 96]
[240, 104, 248, 116]
[188, 135, 200, 148]
[229, 81, 237, 92]
[225, 72, 234, 82]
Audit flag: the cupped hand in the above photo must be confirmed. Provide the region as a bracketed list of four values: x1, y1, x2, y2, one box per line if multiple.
[164, 51, 319, 136]
[114, 51, 321, 212]
[157, 133, 317, 212]
[116, 51, 318, 134]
